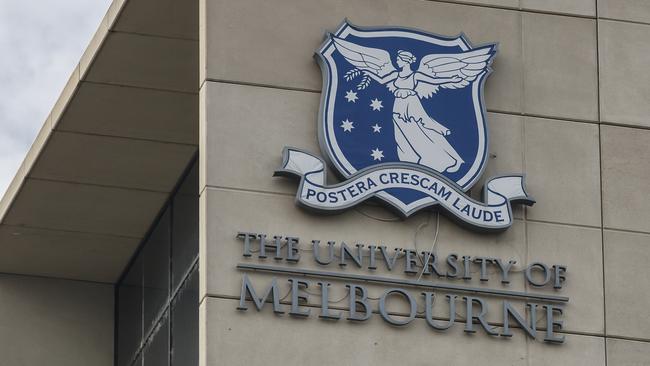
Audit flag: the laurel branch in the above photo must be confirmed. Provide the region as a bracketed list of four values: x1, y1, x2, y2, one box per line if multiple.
[344, 69, 361, 81]
[344, 68, 372, 90]
[356, 75, 371, 90]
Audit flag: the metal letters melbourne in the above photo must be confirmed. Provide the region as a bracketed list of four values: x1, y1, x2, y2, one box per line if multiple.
[235, 232, 569, 343]
[276, 21, 534, 232]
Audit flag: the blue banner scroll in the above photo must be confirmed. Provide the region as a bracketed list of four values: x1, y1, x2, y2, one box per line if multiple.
[275, 148, 535, 232]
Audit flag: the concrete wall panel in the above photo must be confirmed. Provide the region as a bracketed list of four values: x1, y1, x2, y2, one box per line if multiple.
[601, 126, 650, 233]
[528, 333, 605, 365]
[201, 82, 320, 194]
[598, 0, 650, 24]
[522, 0, 596, 16]
[599, 20, 650, 128]
[0, 275, 114, 366]
[607, 338, 650, 366]
[522, 13, 598, 121]
[604, 230, 650, 340]
[524, 117, 601, 227]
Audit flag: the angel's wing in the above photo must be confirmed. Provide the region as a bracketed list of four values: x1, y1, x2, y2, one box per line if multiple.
[332, 37, 396, 78]
[416, 46, 496, 99]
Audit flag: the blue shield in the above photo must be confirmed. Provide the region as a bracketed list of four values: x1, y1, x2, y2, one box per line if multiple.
[315, 21, 496, 215]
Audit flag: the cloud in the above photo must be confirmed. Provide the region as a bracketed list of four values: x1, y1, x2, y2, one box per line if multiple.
[0, 0, 111, 199]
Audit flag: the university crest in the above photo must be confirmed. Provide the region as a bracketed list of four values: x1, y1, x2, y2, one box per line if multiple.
[276, 21, 534, 231]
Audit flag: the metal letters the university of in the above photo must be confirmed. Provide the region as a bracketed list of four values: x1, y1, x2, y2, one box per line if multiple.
[236, 232, 568, 343]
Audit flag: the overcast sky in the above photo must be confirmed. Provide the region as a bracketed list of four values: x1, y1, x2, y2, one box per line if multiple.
[0, 0, 112, 198]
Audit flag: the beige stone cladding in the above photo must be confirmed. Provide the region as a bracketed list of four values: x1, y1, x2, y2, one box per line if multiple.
[522, 13, 598, 121]
[200, 0, 650, 364]
[599, 20, 650, 129]
[601, 126, 650, 233]
[607, 338, 650, 366]
[604, 230, 650, 340]
[598, 0, 650, 27]
[0, 274, 114, 366]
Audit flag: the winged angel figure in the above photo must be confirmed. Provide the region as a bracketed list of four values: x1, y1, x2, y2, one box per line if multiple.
[332, 37, 495, 174]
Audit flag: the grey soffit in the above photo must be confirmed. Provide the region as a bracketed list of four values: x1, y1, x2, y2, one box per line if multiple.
[0, 0, 199, 283]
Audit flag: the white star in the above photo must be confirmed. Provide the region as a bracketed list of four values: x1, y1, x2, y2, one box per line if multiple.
[370, 98, 384, 111]
[371, 124, 382, 133]
[344, 90, 358, 103]
[340, 119, 354, 132]
[371, 148, 384, 161]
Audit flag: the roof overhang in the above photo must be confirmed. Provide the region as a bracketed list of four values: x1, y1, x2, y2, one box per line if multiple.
[0, 0, 199, 283]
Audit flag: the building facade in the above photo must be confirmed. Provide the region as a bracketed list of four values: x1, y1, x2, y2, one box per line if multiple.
[1, 0, 650, 365]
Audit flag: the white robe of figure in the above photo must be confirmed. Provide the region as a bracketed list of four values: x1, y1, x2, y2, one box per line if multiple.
[391, 73, 464, 173]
